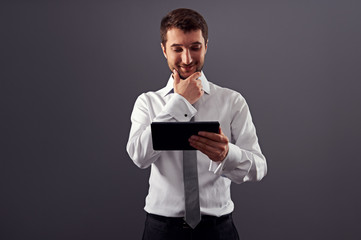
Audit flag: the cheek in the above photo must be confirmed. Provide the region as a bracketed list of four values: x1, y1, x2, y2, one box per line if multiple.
[168, 55, 181, 64]
[192, 54, 203, 63]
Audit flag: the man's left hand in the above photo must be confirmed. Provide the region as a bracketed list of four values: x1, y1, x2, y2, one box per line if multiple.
[189, 128, 229, 162]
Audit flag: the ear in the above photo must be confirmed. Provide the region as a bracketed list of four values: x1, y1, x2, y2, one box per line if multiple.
[204, 40, 208, 54]
[161, 43, 167, 59]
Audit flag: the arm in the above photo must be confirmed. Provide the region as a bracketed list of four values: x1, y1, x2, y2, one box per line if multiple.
[126, 92, 197, 169]
[190, 94, 267, 184]
[127, 71, 203, 169]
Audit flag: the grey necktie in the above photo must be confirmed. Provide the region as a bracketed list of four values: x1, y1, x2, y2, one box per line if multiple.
[183, 117, 201, 229]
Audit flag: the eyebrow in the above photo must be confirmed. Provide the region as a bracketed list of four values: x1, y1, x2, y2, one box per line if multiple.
[170, 42, 202, 47]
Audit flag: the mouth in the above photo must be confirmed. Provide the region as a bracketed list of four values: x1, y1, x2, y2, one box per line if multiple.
[179, 65, 195, 72]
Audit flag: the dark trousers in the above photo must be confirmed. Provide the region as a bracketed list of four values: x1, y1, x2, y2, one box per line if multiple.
[142, 213, 240, 240]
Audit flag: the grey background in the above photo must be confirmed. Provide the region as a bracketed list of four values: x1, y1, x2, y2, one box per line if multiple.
[1, 0, 361, 239]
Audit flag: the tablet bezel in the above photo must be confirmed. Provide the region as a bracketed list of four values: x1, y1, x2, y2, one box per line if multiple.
[151, 121, 220, 150]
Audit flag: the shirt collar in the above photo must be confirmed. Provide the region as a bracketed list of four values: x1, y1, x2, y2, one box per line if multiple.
[162, 71, 211, 97]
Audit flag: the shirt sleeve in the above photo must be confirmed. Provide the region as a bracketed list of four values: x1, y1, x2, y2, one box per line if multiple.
[209, 93, 267, 184]
[126, 92, 196, 169]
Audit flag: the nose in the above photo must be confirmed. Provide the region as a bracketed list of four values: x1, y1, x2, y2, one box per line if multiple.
[181, 49, 192, 65]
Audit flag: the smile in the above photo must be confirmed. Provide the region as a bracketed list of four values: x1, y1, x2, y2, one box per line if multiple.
[180, 65, 195, 71]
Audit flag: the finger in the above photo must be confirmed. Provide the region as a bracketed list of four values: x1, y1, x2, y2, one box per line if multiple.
[193, 139, 227, 157]
[173, 69, 180, 84]
[190, 145, 214, 160]
[189, 135, 222, 148]
[189, 139, 219, 156]
[197, 131, 228, 143]
[188, 71, 202, 81]
[189, 135, 228, 156]
[189, 141, 224, 161]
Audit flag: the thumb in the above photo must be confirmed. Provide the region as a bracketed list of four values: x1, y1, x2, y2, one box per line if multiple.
[189, 71, 202, 81]
[219, 127, 226, 136]
[173, 69, 180, 84]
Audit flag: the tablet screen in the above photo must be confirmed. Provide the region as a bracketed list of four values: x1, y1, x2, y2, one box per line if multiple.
[151, 121, 220, 150]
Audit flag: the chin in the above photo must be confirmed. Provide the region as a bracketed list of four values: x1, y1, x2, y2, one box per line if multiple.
[179, 72, 192, 80]
[180, 69, 198, 79]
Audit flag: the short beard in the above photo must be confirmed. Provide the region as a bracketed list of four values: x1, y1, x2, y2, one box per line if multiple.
[172, 66, 203, 80]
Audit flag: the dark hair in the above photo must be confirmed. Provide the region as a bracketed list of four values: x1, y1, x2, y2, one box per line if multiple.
[160, 8, 208, 46]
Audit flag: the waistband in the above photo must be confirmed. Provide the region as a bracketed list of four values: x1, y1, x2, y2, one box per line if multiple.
[146, 212, 232, 228]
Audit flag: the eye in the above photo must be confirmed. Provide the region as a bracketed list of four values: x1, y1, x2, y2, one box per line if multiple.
[173, 48, 182, 53]
[191, 46, 201, 51]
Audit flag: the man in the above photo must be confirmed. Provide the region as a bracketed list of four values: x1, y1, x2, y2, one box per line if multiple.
[127, 8, 267, 240]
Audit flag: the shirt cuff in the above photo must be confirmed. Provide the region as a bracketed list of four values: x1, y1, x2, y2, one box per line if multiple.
[163, 93, 197, 122]
[208, 159, 226, 175]
[209, 143, 252, 175]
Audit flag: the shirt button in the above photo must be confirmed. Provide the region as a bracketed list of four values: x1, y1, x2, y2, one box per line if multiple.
[184, 114, 188, 117]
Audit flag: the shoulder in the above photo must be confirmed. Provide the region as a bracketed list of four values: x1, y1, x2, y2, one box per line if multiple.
[135, 84, 166, 99]
[208, 82, 251, 117]
[209, 82, 246, 103]
[132, 86, 167, 108]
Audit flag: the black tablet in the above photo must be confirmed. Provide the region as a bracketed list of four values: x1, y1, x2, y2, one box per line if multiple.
[151, 121, 220, 150]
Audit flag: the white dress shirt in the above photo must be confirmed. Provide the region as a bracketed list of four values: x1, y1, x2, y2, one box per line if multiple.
[126, 72, 267, 217]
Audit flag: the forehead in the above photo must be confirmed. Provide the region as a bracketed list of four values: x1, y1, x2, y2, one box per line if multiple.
[166, 28, 204, 47]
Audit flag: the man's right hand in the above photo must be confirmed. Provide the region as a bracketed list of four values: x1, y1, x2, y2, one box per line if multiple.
[173, 69, 203, 104]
